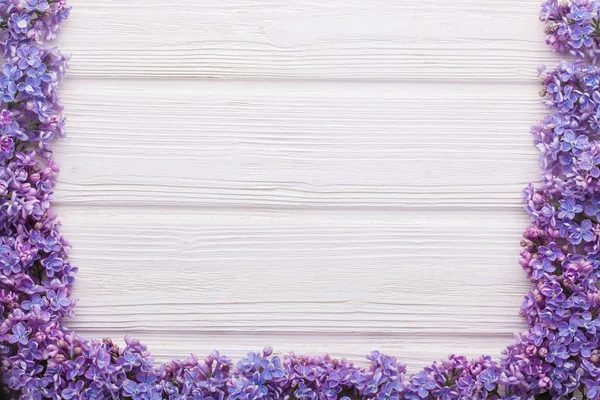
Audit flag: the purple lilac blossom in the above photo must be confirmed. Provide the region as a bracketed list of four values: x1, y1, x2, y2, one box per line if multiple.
[0, 0, 599, 399]
[540, 0, 600, 62]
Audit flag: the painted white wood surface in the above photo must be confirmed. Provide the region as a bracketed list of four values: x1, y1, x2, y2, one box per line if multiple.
[56, 1, 560, 369]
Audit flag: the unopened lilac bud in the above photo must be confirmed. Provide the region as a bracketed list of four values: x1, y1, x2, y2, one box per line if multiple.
[29, 173, 40, 183]
[539, 347, 548, 358]
[470, 364, 483, 375]
[537, 64, 547, 74]
[519, 258, 529, 267]
[35, 332, 45, 342]
[539, 376, 552, 388]
[535, 294, 544, 303]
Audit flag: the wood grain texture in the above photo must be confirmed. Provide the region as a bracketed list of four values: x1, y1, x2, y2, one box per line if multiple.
[58, 0, 547, 369]
[54, 79, 540, 209]
[60, 0, 557, 81]
[59, 206, 528, 369]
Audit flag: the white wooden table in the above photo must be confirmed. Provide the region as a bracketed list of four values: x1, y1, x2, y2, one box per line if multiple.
[56, 0, 561, 369]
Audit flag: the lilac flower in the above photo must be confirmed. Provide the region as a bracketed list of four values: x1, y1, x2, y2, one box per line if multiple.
[583, 377, 600, 399]
[570, 293, 591, 310]
[25, 0, 50, 12]
[21, 293, 45, 310]
[557, 316, 579, 340]
[10, 12, 32, 34]
[17, 76, 42, 96]
[16, 151, 37, 166]
[584, 73, 600, 90]
[478, 367, 499, 391]
[540, 202, 556, 225]
[3, 63, 23, 82]
[260, 356, 285, 380]
[295, 364, 317, 381]
[295, 382, 316, 399]
[65, 356, 86, 380]
[567, 5, 594, 23]
[538, 242, 563, 261]
[32, 98, 50, 121]
[532, 258, 556, 279]
[576, 150, 600, 174]
[0, 79, 16, 102]
[559, 152, 576, 175]
[578, 311, 600, 334]
[0, 244, 20, 274]
[410, 371, 436, 398]
[16, 44, 42, 70]
[47, 288, 71, 311]
[558, 197, 583, 219]
[559, 85, 578, 111]
[29, 229, 61, 252]
[561, 131, 590, 153]
[546, 343, 569, 367]
[585, 195, 600, 220]
[377, 382, 402, 400]
[568, 331, 597, 357]
[62, 381, 85, 400]
[541, 282, 565, 303]
[122, 380, 149, 400]
[0, 109, 12, 126]
[568, 219, 595, 244]
[26, 64, 51, 82]
[40, 252, 64, 277]
[0, 135, 14, 160]
[8, 322, 31, 345]
[570, 24, 595, 49]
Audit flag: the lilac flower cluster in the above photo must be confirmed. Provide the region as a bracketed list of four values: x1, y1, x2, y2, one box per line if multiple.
[1, 0, 599, 399]
[541, 0, 600, 62]
[0, 334, 535, 400]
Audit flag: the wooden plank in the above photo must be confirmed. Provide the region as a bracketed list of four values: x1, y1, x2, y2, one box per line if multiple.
[64, 331, 520, 371]
[59, 206, 529, 369]
[61, 0, 557, 81]
[54, 79, 541, 209]
[53, 0, 546, 370]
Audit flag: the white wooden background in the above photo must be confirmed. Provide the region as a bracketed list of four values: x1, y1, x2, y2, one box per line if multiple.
[53, 0, 563, 370]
